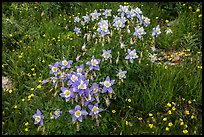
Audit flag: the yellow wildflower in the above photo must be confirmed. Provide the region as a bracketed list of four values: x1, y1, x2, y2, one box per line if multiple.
[180, 121, 184, 126]
[31, 93, 34, 97]
[184, 124, 188, 128]
[149, 124, 153, 128]
[167, 103, 171, 107]
[31, 68, 35, 71]
[163, 117, 167, 121]
[128, 98, 131, 102]
[179, 118, 183, 122]
[196, 8, 200, 12]
[168, 122, 173, 127]
[37, 85, 41, 89]
[165, 127, 169, 131]
[30, 88, 34, 91]
[138, 117, 143, 121]
[25, 122, 29, 126]
[189, 6, 192, 10]
[9, 89, 13, 93]
[185, 110, 190, 115]
[172, 107, 176, 111]
[25, 128, 29, 132]
[22, 99, 25, 102]
[149, 113, 153, 117]
[191, 115, 195, 119]
[14, 105, 17, 109]
[188, 100, 192, 104]
[112, 110, 116, 113]
[28, 95, 31, 99]
[183, 129, 188, 134]
[155, 17, 159, 19]
[126, 121, 129, 126]
[168, 110, 172, 115]
[198, 14, 202, 18]
[32, 73, 36, 76]
[38, 80, 42, 83]
[165, 20, 169, 23]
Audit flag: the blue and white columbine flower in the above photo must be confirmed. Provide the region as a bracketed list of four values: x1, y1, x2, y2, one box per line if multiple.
[60, 87, 75, 102]
[118, 5, 129, 17]
[152, 25, 161, 37]
[33, 109, 44, 125]
[149, 53, 158, 63]
[74, 26, 81, 34]
[53, 109, 62, 119]
[134, 7, 142, 15]
[103, 9, 112, 18]
[74, 16, 81, 23]
[86, 56, 100, 71]
[97, 19, 110, 37]
[142, 15, 150, 27]
[100, 76, 115, 93]
[125, 49, 138, 63]
[88, 103, 102, 118]
[60, 57, 73, 69]
[82, 14, 90, 24]
[90, 9, 101, 21]
[69, 105, 88, 122]
[133, 26, 146, 39]
[117, 70, 127, 79]
[102, 49, 112, 60]
[113, 18, 125, 30]
[49, 62, 60, 76]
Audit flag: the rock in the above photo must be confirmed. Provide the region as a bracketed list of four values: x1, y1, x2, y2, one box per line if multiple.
[2, 76, 13, 91]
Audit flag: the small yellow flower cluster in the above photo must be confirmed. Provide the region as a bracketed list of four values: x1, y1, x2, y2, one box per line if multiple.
[28, 93, 34, 101]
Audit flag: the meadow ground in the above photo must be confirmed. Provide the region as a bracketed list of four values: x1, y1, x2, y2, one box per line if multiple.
[2, 2, 202, 135]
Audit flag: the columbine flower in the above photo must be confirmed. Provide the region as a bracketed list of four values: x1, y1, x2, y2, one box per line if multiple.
[126, 9, 136, 19]
[142, 16, 150, 27]
[133, 26, 146, 39]
[102, 50, 112, 60]
[149, 53, 158, 63]
[101, 76, 115, 93]
[103, 9, 112, 18]
[152, 25, 161, 37]
[86, 56, 100, 71]
[90, 9, 101, 21]
[74, 26, 81, 34]
[54, 109, 62, 119]
[49, 62, 60, 76]
[113, 18, 125, 30]
[67, 73, 82, 86]
[88, 103, 102, 118]
[60, 87, 75, 102]
[75, 64, 84, 75]
[74, 16, 81, 23]
[69, 105, 88, 122]
[165, 28, 173, 34]
[82, 14, 90, 23]
[60, 57, 73, 69]
[83, 90, 95, 106]
[90, 83, 100, 95]
[33, 109, 44, 125]
[117, 69, 127, 79]
[125, 49, 138, 63]
[118, 5, 129, 16]
[97, 20, 110, 37]
[134, 7, 142, 15]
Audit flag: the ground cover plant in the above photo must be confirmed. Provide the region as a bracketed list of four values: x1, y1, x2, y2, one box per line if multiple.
[2, 2, 202, 135]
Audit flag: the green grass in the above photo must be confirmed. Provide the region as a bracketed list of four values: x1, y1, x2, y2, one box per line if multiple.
[2, 2, 202, 135]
